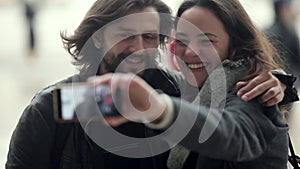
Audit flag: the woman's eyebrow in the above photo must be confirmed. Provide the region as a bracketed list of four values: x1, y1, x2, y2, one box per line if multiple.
[197, 33, 217, 38]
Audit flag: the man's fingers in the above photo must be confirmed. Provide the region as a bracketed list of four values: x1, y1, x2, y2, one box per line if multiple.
[258, 87, 282, 104]
[104, 116, 129, 127]
[260, 93, 282, 107]
[236, 81, 248, 92]
[239, 83, 270, 101]
[236, 80, 262, 97]
[237, 71, 285, 102]
[236, 72, 271, 97]
[88, 73, 114, 85]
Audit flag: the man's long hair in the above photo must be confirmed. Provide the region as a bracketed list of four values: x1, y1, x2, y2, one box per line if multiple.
[61, 0, 172, 73]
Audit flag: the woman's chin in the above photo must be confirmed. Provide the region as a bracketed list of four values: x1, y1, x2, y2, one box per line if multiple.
[184, 72, 207, 87]
[186, 77, 205, 87]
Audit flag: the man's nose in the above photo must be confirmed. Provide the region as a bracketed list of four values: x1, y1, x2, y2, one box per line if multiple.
[129, 35, 145, 54]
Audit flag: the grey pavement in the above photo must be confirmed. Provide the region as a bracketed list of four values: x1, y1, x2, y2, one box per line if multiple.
[0, 0, 299, 168]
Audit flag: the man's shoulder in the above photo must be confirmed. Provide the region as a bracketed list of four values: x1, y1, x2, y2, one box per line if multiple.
[19, 75, 81, 133]
[145, 67, 182, 97]
[30, 75, 82, 109]
[162, 67, 184, 81]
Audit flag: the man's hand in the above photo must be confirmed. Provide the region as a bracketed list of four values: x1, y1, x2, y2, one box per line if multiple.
[236, 71, 286, 106]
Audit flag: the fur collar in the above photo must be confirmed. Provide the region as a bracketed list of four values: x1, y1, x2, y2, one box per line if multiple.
[194, 59, 248, 107]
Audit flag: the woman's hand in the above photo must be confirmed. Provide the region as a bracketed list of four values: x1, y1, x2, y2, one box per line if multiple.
[236, 71, 285, 106]
[88, 73, 167, 127]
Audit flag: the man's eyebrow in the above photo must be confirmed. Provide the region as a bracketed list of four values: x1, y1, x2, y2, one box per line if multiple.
[117, 26, 135, 33]
[143, 30, 159, 34]
[117, 26, 158, 34]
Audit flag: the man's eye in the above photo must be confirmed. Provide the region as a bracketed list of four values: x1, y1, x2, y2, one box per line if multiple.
[143, 33, 158, 40]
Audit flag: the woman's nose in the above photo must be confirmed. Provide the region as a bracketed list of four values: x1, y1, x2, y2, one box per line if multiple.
[184, 46, 198, 58]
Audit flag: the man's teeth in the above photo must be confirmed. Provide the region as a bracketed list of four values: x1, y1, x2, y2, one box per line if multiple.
[187, 63, 205, 69]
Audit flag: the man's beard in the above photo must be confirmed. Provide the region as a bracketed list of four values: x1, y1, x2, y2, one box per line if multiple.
[102, 52, 127, 73]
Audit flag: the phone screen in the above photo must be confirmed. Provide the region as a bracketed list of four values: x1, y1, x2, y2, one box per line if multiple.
[53, 84, 120, 122]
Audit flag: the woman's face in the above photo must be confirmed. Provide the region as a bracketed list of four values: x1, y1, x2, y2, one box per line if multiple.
[175, 6, 229, 87]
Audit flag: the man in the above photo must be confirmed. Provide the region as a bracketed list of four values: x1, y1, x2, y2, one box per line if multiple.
[6, 0, 296, 169]
[6, 1, 181, 168]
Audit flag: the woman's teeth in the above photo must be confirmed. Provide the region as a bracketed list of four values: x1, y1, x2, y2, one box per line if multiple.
[187, 63, 205, 69]
[126, 57, 143, 63]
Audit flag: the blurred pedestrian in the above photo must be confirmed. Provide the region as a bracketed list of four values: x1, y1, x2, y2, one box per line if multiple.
[23, 0, 37, 55]
[264, 0, 300, 88]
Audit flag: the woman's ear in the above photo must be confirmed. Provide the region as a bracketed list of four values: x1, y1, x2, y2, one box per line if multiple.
[92, 33, 101, 49]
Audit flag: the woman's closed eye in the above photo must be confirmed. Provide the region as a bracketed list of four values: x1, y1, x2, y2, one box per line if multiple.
[175, 39, 188, 47]
[198, 39, 214, 46]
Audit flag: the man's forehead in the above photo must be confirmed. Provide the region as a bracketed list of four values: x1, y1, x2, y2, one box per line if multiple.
[106, 12, 160, 34]
[126, 7, 158, 15]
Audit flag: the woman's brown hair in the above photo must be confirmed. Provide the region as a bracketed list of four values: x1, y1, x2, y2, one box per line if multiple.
[175, 0, 284, 79]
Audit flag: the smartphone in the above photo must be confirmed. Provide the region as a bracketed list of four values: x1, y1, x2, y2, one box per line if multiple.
[53, 83, 120, 122]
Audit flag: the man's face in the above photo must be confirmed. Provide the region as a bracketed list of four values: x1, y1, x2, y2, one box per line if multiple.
[97, 7, 160, 76]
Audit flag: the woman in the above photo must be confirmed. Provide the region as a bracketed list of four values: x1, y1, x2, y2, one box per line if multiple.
[91, 0, 290, 168]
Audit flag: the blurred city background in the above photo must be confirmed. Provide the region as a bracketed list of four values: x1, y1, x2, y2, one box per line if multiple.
[0, 0, 299, 168]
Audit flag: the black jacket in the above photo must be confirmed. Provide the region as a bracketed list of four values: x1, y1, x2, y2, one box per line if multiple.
[6, 68, 181, 169]
[5, 66, 298, 169]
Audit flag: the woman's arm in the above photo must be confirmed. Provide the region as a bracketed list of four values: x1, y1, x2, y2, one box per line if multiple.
[168, 94, 283, 161]
[93, 73, 285, 161]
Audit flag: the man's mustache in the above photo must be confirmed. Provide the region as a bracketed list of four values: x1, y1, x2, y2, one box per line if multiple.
[118, 52, 148, 61]
[102, 52, 150, 73]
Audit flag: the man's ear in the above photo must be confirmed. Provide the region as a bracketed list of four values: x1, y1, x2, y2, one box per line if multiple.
[92, 33, 101, 49]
